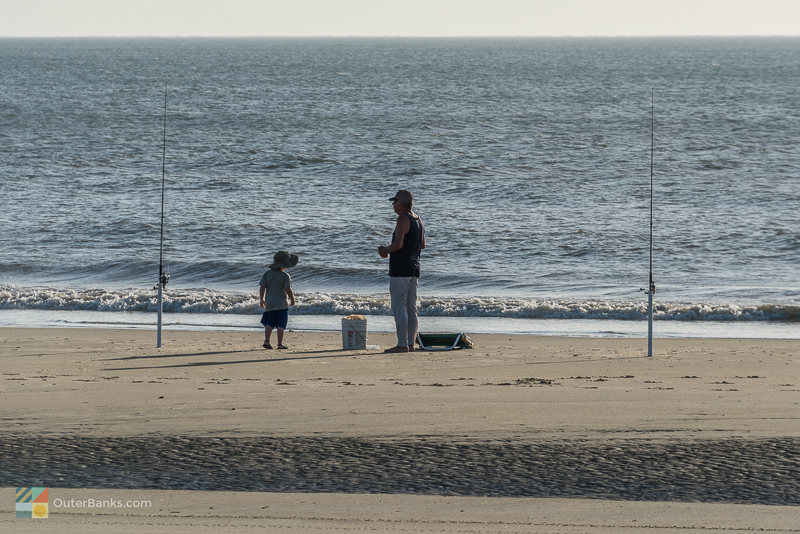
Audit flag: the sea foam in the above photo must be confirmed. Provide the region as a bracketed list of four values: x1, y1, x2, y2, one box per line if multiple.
[1, 286, 797, 322]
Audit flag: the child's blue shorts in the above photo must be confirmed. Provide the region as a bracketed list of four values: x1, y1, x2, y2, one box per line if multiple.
[261, 309, 289, 329]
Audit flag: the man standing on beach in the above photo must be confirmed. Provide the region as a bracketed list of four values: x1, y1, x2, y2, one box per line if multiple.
[378, 189, 426, 353]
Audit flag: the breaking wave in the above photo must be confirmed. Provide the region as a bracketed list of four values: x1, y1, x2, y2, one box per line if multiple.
[1, 286, 797, 322]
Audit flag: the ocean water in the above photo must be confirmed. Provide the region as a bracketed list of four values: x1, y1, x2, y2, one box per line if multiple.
[1, 37, 798, 337]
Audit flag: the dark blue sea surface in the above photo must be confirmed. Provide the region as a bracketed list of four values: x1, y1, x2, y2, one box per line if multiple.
[1, 37, 798, 332]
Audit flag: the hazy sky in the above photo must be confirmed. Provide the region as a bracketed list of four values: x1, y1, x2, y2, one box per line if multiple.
[2, 0, 799, 37]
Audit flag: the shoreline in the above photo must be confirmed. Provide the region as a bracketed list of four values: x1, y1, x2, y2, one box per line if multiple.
[2, 310, 799, 339]
[2, 286, 798, 334]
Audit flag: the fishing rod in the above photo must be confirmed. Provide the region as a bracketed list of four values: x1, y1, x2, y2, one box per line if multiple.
[644, 88, 656, 357]
[156, 85, 170, 348]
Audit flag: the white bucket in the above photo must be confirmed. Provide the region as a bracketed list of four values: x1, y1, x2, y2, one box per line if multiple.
[341, 315, 368, 350]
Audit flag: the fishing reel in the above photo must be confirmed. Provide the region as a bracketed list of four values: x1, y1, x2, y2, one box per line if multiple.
[640, 282, 656, 295]
[154, 273, 170, 290]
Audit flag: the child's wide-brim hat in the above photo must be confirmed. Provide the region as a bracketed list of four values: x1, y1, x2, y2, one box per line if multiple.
[268, 251, 299, 269]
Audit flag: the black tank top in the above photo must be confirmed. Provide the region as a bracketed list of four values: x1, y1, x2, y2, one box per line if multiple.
[389, 213, 424, 278]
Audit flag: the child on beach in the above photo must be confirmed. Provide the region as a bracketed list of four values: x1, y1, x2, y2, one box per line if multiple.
[259, 251, 298, 349]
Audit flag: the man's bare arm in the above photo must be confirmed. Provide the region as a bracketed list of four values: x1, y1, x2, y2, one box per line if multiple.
[385, 214, 410, 253]
[379, 214, 410, 256]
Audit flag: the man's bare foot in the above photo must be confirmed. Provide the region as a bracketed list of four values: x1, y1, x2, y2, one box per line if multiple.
[407, 345, 415, 352]
[383, 346, 409, 353]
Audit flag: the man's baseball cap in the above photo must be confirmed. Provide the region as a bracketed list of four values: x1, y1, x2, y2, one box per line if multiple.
[389, 190, 414, 203]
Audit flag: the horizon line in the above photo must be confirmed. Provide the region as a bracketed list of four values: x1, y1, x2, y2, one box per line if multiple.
[2, 34, 800, 39]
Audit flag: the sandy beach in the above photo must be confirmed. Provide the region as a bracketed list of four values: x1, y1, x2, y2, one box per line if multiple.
[2, 327, 799, 532]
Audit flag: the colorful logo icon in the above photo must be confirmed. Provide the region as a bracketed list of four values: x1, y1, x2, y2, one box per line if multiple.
[16, 487, 49, 519]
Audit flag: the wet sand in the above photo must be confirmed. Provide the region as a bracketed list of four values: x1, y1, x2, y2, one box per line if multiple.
[1, 327, 799, 532]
